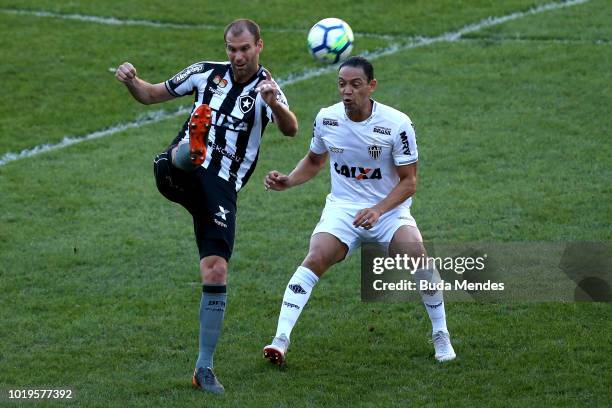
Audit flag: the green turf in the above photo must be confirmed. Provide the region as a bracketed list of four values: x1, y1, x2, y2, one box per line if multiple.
[0, 12, 389, 154]
[1, 0, 550, 35]
[1, 0, 611, 406]
[470, 0, 612, 41]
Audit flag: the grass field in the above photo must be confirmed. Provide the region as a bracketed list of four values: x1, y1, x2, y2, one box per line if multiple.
[1, 0, 611, 406]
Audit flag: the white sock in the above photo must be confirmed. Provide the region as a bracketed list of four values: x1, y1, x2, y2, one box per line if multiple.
[424, 301, 448, 333]
[275, 266, 319, 339]
[414, 268, 448, 334]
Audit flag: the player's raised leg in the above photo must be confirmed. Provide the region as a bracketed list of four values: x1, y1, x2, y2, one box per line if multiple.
[188, 103, 212, 166]
[263, 232, 347, 365]
[172, 104, 212, 171]
[389, 226, 456, 362]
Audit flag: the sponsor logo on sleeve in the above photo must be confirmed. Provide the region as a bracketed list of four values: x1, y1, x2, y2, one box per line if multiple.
[173, 63, 204, 84]
[323, 118, 339, 126]
[399, 131, 411, 155]
[373, 126, 391, 135]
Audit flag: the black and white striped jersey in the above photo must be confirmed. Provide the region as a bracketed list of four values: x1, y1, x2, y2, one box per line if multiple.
[165, 61, 289, 192]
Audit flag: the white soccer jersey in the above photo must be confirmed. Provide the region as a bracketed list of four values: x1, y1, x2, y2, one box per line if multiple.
[310, 100, 418, 208]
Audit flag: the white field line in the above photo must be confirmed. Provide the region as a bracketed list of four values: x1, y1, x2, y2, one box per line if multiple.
[0, 8, 395, 39]
[0, 8, 274, 31]
[458, 36, 611, 45]
[0, 0, 590, 167]
[0, 107, 193, 166]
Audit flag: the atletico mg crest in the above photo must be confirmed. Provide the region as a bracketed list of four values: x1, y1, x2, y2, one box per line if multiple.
[368, 145, 382, 160]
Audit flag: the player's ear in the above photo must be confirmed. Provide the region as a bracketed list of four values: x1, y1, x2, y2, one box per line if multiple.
[257, 38, 263, 52]
[369, 78, 377, 92]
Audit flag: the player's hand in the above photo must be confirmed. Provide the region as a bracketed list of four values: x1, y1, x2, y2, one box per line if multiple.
[264, 170, 290, 191]
[115, 62, 138, 84]
[255, 69, 281, 107]
[353, 207, 382, 230]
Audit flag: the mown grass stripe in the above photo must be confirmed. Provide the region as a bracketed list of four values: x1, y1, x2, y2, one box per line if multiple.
[0, 7, 397, 39]
[0, 0, 590, 167]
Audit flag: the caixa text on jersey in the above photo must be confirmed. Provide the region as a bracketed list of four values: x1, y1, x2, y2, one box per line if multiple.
[333, 162, 382, 180]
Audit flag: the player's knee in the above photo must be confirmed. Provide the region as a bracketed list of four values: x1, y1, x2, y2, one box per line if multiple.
[173, 142, 198, 172]
[403, 242, 427, 260]
[302, 251, 333, 276]
[390, 226, 426, 259]
[200, 257, 227, 284]
[153, 151, 176, 198]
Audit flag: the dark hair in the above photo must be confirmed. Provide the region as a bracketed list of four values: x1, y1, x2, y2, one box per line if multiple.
[224, 19, 261, 43]
[339, 56, 374, 82]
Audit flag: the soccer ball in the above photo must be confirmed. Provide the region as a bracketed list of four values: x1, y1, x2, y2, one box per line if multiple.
[307, 18, 354, 64]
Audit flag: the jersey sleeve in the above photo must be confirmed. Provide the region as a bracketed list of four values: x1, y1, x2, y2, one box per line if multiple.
[392, 120, 418, 166]
[264, 85, 289, 123]
[309, 110, 327, 154]
[164, 62, 209, 97]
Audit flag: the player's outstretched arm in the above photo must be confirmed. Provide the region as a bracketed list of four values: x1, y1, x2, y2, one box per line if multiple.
[264, 150, 328, 191]
[256, 70, 298, 136]
[269, 101, 298, 137]
[353, 163, 417, 229]
[115, 62, 175, 105]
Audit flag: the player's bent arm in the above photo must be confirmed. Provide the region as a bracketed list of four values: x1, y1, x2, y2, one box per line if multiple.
[373, 163, 418, 215]
[124, 79, 175, 105]
[116, 63, 174, 105]
[286, 150, 328, 187]
[270, 101, 298, 136]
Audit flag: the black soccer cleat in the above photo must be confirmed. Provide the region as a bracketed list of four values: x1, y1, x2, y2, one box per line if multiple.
[192, 366, 225, 394]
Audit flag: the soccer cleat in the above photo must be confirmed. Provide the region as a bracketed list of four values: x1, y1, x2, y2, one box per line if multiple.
[432, 330, 456, 362]
[188, 104, 212, 166]
[192, 366, 225, 394]
[263, 334, 290, 366]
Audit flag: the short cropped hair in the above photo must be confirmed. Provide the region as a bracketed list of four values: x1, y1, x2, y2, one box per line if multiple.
[224, 19, 261, 43]
[339, 56, 374, 82]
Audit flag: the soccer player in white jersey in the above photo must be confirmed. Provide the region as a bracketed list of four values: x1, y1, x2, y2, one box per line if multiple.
[116, 19, 298, 393]
[262, 56, 455, 365]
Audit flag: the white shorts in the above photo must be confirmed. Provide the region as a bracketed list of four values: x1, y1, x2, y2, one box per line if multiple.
[311, 196, 417, 257]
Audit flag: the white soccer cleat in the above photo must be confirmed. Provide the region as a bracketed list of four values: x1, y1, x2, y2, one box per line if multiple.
[263, 334, 290, 365]
[432, 331, 456, 362]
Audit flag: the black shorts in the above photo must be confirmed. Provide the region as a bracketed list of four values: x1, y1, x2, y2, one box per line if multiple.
[153, 149, 237, 261]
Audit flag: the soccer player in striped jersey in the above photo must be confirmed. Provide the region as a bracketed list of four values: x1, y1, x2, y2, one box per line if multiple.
[116, 19, 298, 393]
[262, 56, 455, 366]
